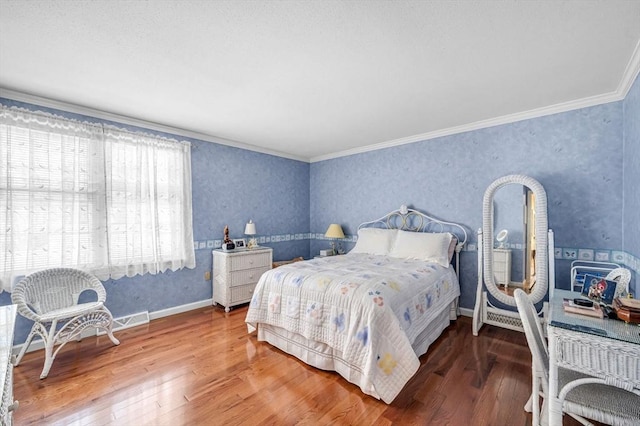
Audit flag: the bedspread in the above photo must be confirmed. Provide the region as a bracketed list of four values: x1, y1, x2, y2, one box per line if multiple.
[245, 253, 460, 403]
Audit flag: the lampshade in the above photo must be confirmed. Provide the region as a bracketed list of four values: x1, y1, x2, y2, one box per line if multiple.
[244, 220, 257, 235]
[324, 224, 345, 239]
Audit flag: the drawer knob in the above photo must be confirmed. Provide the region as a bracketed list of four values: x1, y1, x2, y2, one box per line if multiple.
[249, 275, 254, 280]
[249, 260, 254, 264]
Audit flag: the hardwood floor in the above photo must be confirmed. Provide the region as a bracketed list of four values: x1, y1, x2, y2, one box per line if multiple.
[12, 306, 585, 425]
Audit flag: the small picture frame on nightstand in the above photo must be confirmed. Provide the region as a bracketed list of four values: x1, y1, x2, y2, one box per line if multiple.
[233, 238, 246, 249]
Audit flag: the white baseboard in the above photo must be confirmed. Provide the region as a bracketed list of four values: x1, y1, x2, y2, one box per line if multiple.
[148, 299, 213, 321]
[96, 311, 150, 336]
[459, 307, 473, 317]
[13, 337, 45, 355]
[13, 298, 214, 356]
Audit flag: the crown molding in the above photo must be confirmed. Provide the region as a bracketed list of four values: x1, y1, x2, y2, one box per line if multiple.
[4, 36, 639, 167]
[618, 39, 640, 98]
[0, 88, 308, 163]
[310, 89, 625, 163]
[311, 41, 640, 163]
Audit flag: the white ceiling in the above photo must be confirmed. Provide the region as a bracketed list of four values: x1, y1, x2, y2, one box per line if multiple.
[1, 1, 639, 162]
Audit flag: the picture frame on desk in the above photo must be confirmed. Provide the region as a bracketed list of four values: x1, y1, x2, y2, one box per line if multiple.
[581, 274, 617, 305]
[233, 238, 246, 249]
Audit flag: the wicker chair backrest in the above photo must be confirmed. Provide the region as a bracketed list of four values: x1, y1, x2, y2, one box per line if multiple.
[12, 268, 106, 317]
[514, 289, 549, 384]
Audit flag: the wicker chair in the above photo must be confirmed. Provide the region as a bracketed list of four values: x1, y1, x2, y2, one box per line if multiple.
[12, 268, 120, 379]
[514, 289, 640, 426]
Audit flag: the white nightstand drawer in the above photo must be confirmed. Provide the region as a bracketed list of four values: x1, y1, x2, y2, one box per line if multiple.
[230, 283, 257, 303]
[227, 266, 270, 287]
[229, 251, 271, 271]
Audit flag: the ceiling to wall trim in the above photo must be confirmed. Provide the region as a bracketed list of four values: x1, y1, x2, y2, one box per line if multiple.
[618, 39, 640, 99]
[310, 40, 640, 163]
[0, 88, 308, 163]
[2, 40, 639, 165]
[2, 1, 639, 162]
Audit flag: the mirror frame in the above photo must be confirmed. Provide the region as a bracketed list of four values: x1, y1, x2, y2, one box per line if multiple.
[482, 174, 548, 306]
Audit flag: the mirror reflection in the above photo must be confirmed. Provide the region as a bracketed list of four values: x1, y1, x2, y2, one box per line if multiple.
[492, 185, 537, 296]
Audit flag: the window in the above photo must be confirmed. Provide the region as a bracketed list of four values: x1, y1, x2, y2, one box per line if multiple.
[0, 106, 195, 291]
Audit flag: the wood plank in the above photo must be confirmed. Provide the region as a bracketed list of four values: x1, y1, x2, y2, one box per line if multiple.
[12, 306, 591, 425]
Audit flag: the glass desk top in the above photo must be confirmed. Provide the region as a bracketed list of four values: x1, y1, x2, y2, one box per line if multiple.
[549, 289, 640, 346]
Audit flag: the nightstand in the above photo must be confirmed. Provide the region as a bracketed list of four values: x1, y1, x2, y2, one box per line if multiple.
[212, 247, 272, 312]
[493, 248, 512, 288]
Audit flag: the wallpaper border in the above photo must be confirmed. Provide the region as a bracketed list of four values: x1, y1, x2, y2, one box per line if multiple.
[193, 235, 640, 275]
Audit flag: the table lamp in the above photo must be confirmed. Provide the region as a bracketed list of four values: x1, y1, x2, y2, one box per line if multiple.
[245, 220, 258, 249]
[324, 223, 345, 255]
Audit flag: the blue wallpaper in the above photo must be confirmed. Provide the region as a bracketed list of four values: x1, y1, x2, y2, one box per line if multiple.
[0, 98, 311, 343]
[2, 72, 639, 344]
[310, 101, 627, 309]
[623, 73, 640, 297]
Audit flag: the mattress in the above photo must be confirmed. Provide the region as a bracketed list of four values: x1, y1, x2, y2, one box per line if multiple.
[245, 253, 460, 403]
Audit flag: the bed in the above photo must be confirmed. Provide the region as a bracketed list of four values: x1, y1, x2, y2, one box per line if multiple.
[245, 205, 468, 403]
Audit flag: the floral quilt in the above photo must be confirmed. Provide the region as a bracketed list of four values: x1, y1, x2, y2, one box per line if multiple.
[245, 253, 460, 403]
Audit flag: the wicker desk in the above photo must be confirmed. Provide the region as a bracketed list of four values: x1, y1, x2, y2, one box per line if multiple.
[547, 290, 640, 425]
[0, 305, 17, 425]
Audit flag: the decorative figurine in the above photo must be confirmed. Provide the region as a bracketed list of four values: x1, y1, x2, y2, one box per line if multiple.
[222, 225, 235, 251]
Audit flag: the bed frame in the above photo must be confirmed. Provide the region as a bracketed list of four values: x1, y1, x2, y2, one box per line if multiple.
[358, 204, 468, 276]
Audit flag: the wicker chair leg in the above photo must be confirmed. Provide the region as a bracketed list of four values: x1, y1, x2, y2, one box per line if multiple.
[39, 320, 59, 379]
[106, 328, 120, 346]
[524, 393, 533, 412]
[531, 364, 542, 426]
[540, 397, 549, 426]
[100, 309, 120, 346]
[40, 342, 55, 379]
[14, 327, 37, 366]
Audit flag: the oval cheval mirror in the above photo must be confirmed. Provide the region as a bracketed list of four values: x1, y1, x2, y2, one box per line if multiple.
[472, 174, 555, 335]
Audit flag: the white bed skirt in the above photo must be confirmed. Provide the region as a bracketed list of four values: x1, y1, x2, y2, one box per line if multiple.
[256, 300, 455, 401]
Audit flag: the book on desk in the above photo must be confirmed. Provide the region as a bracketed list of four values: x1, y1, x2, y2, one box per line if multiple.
[562, 298, 604, 318]
[613, 297, 640, 323]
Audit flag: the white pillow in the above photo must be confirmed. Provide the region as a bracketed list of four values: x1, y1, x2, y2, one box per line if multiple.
[448, 236, 458, 263]
[349, 228, 398, 256]
[388, 230, 453, 267]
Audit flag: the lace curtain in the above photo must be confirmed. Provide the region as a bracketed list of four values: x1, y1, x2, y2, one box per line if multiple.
[101, 125, 195, 279]
[0, 106, 195, 291]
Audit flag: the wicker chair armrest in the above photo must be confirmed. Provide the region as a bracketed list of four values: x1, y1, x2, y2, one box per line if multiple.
[91, 280, 107, 303]
[11, 281, 40, 321]
[14, 302, 41, 322]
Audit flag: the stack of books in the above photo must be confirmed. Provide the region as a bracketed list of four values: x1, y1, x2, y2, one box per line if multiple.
[613, 297, 640, 324]
[563, 298, 604, 318]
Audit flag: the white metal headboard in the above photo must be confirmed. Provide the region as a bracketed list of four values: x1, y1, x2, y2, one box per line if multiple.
[358, 205, 468, 272]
